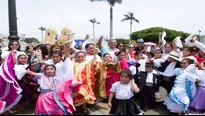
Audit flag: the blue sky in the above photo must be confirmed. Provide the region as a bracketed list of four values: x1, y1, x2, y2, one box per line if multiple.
[0, 0, 204, 41]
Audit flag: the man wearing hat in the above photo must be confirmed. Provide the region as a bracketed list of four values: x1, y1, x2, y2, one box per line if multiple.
[135, 38, 145, 55]
[138, 62, 160, 112]
[157, 51, 181, 93]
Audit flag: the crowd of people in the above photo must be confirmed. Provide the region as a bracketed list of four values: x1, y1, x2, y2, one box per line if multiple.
[0, 31, 205, 115]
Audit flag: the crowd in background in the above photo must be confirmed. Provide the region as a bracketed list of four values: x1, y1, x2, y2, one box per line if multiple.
[0, 32, 205, 115]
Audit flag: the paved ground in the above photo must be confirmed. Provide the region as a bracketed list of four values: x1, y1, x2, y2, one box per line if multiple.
[9, 99, 174, 115]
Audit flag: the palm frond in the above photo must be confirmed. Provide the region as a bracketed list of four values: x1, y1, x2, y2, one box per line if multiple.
[121, 17, 130, 22]
[108, 0, 122, 6]
[133, 18, 139, 23]
[128, 12, 134, 18]
[38, 27, 46, 31]
[123, 14, 130, 19]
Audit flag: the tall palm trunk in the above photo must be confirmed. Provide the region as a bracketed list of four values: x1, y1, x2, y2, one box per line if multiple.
[41, 30, 44, 43]
[130, 20, 133, 37]
[110, 4, 113, 40]
[93, 23, 95, 40]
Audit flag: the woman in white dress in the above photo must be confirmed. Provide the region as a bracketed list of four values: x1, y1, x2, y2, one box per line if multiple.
[164, 58, 197, 115]
[1, 40, 24, 64]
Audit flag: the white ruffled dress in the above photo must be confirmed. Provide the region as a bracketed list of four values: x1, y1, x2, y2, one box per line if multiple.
[164, 65, 197, 113]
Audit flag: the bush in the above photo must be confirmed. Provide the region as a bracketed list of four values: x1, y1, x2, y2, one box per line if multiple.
[24, 37, 39, 43]
[131, 27, 190, 43]
[115, 38, 130, 44]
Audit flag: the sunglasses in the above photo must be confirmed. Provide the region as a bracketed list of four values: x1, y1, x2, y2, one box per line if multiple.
[11, 44, 19, 46]
[129, 47, 134, 48]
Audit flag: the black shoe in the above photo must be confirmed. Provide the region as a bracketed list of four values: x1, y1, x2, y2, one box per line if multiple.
[82, 109, 91, 115]
[153, 108, 158, 111]
[141, 108, 147, 112]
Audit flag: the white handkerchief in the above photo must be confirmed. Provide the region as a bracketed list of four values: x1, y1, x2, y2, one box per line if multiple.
[162, 31, 166, 39]
[146, 46, 151, 52]
[175, 36, 183, 48]
[71, 41, 77, 48]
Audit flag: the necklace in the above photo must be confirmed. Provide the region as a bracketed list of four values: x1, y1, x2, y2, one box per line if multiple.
[46, 76, 55, 90]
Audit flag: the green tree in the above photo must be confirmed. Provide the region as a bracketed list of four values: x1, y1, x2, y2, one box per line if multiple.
[115, 38, 130, 44]
[90, 0, 122, 39]
[131, 27, 190, 43]
[121, 12, 139, 37]
[24, 37, 39, 43]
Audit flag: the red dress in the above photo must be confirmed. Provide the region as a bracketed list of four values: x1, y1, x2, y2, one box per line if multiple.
[105, 58, 129, 96]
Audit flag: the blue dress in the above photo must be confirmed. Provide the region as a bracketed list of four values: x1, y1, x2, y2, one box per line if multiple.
[164, 68, 197, 113]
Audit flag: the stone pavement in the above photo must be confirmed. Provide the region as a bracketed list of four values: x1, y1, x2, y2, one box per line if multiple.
[11, 99, 174, 115]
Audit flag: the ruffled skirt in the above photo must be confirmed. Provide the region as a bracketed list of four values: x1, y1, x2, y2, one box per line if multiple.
[187, 86, 205, 114]
[109, 97, 143, 115]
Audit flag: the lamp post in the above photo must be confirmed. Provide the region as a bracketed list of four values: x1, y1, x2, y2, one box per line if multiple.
[8, 0, 19, 41]
[89, 18, 100, 40]
[199, 30, 201, 42]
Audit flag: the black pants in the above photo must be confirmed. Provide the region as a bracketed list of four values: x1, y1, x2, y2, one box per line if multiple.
[160, 77, 175, 93]
[139, 86, 156, 109]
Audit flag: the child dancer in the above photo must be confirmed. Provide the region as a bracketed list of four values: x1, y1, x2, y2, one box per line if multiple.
[32, 64, 81, 115]
[108, 70, 143, 115]
[187, 62, 205, 114]
[138, 62, 159, 112]
[150, 48, 165, 68]
[164, 58, 197, 115]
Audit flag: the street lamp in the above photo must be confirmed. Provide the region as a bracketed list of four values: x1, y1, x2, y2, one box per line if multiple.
[89, 18, 100, 40]
[8, 0, 19, 41]
[199, 30, 201, 42]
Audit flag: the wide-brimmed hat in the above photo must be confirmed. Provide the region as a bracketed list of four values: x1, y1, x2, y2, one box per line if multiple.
[168, 51, 180, 61]
[155, 86, 168, 102]
[181, 56, 198, 63]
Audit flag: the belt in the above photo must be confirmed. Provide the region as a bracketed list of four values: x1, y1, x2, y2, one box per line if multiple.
[41, 89, 52, 93]
[163, 76, 172, 81]
[145, 82, 154, 87]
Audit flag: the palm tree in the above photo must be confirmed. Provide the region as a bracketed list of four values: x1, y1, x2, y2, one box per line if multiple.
[90, 0, 122, 39]
[89, 18, 100, 40]
[38, 26, 46, 42]
[121, 12, 139, 37]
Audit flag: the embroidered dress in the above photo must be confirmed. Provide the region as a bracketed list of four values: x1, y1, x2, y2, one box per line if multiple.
[164, 67, 197, 113]
[109, 82, 143, 115]
[35, 75, 81, 115]
[72, 61, 96, 106]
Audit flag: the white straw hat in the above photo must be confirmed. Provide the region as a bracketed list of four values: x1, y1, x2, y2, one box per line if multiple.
[155, 86, 168, 102]
[168, 51, 180, 61]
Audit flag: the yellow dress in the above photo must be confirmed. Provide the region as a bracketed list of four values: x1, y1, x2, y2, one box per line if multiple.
[72, 61, 96, 106]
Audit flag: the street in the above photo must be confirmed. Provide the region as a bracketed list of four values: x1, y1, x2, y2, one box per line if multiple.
[11, 99, 174, 115]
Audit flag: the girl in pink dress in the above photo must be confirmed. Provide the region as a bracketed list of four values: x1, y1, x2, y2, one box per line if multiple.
[33, 64, 82, 115]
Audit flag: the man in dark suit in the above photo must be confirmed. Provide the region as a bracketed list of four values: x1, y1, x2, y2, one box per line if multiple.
[138, 62, 160, 112]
